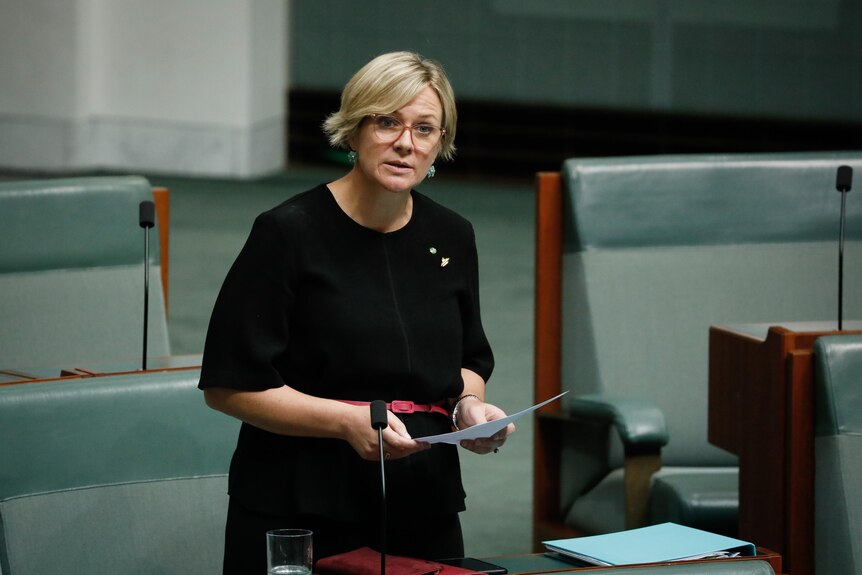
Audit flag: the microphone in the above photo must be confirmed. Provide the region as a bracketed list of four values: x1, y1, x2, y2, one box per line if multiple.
[369, 400, 388, 575]
[370, 400, 388, 430]
[139, 201, 155, 370]
[835, 166, 852, 330]
[837, 165, 853, 193]
[139, 201, 155, 228]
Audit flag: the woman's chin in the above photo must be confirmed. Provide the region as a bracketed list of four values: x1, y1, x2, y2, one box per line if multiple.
[375, 173, 419, 194]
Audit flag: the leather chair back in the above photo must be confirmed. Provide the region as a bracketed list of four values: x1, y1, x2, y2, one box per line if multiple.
[561, 152, 862, 469]
[813, 334, 862, 575]
[558, 152, 862, 534]
[0, 176, 169, 370]
[0, 369, 239, 575]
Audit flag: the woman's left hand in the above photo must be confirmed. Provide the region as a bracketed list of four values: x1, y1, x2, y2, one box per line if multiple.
[456, 399, 515, 455]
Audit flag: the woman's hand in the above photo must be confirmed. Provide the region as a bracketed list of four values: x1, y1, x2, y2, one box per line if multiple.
[203, 386, 429, 461]
[341, 405, 430, 461]
[455, 396, 515, 455]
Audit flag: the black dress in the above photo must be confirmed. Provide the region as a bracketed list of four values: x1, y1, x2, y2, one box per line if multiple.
[199, 184, 494, 568]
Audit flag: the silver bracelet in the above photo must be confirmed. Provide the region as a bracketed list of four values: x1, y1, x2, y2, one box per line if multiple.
[451, 394, 480, 430]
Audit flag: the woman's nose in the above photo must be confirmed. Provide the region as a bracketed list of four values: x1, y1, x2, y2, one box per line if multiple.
[392, 126, 414, 151]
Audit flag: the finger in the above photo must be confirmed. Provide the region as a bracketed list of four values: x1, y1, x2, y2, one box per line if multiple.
[459, 402, 489, 427]
[458, 439, 478, 453]
[380, 428, 431, 459]
[385, 413, 413, 439]
[468, 435, 507, 454]
[380, 442, 427, 461]
[490, 424, 515, 441]
[382, 427, 417, 449]
[458, 439, 492, 454]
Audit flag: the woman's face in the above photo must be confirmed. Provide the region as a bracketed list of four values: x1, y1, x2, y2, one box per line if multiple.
[350, 86, 444, 194]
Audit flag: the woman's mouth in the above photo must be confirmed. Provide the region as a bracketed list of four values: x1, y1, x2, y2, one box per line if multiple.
[384, 161, 413, 173]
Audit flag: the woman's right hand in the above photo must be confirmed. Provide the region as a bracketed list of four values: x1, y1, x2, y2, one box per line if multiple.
[203, 385, 429, 461]
[341, 405, 430, 461]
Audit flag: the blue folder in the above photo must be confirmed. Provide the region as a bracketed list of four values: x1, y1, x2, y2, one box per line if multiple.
[543, 522, 756, 566]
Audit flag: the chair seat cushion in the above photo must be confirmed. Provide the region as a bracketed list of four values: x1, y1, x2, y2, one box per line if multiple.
[649, 468, 739, 536]
[565, 467, 738, 536]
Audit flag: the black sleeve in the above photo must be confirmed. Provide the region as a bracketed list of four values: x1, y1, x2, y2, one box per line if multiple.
[460, 225, 494, 384]
[199, 211, 296, 391]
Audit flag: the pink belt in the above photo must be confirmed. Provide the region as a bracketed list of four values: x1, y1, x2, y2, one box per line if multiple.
[339, 399, 449, 417]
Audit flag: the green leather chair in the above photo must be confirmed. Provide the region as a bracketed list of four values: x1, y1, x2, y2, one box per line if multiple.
[0, 176, 169, 374]
[0, 369, 239, 575]
[813, 334, 862, 575]
[542, 151, 862, 538]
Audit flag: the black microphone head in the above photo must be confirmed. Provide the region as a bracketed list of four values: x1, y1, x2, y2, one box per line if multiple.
[836, 165, 853, 193]
[139, 200, 156, 228]
[370, 400, 389, 430]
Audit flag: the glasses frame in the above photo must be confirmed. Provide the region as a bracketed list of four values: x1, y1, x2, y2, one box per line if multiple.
[367, 113, 446, 151]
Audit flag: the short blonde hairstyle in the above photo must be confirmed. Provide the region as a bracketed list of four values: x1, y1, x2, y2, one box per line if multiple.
[322, 51, 457, 161]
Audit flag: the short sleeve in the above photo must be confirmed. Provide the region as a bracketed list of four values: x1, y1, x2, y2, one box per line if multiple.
[460, 225, 494, 383]
[199, 211, 296, 391]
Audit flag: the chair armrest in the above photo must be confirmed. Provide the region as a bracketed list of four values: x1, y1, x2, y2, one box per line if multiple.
[565, 394, 668, 529]
[568, 394, 669, 451]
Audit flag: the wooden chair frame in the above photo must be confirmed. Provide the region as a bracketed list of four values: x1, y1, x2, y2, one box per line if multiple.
[152, 186, 170, 312]
[532, 172, 575, 550]
[531, 171, 666, 550]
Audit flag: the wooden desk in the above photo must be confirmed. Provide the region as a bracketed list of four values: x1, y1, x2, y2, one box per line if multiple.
[491, 548, 781, 574]
[709, 321, 862, 575]
[0, 355, 202, 387]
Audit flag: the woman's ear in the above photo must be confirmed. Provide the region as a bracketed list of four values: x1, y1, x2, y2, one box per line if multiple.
[346, 128, 359, 155]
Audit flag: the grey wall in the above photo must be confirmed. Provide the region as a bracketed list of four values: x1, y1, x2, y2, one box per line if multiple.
[291, 0, 862, 123]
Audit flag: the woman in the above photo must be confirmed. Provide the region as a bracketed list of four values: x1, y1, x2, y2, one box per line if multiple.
[199, 51, 514, 574]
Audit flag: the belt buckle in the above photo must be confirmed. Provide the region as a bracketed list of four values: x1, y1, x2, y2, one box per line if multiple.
[389, 400, 415, 414]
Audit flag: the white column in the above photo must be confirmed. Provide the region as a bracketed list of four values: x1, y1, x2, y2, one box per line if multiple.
[0, 0, 287, 178]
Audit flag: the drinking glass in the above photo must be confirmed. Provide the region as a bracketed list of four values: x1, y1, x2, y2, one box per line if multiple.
[266, 528, 313, 575]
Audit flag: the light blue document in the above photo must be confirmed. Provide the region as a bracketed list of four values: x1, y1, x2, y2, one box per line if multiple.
[544, 522, 755, 566]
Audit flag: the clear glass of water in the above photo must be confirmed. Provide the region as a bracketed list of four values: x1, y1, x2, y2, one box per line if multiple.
[266, 528, 312, 575]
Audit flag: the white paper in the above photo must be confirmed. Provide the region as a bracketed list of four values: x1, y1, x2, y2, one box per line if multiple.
[415, 391, 568, 445]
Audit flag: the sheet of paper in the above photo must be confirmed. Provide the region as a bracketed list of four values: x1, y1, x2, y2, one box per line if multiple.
[415, 391, 568, 444]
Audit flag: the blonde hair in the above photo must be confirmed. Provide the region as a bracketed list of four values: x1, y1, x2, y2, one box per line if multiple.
[322, 51, 457, 161]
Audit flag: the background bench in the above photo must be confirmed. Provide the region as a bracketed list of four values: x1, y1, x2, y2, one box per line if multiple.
[0, 176, 170, 376]
[0, 368, 239, 575]
[533, 151, 862, 549]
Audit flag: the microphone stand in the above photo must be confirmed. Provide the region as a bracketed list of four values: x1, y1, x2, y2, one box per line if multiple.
[369, 401, 389, 575]
[139, 201, 155, 370]
[835, 166, 853, 331]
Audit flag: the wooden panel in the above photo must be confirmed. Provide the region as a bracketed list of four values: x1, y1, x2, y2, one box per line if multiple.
[532, 172, 564, 551]
[491, 548, 781, 574]
[785, 349, 815, 575]
[709, 324, 862, 575]
[708, 327, 764, 452]
[534, 172, 563, 406]
[152, 186, 170, 313]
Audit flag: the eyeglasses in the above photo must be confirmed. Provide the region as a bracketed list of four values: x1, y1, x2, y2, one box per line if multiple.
[368, 114, 445, 152]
